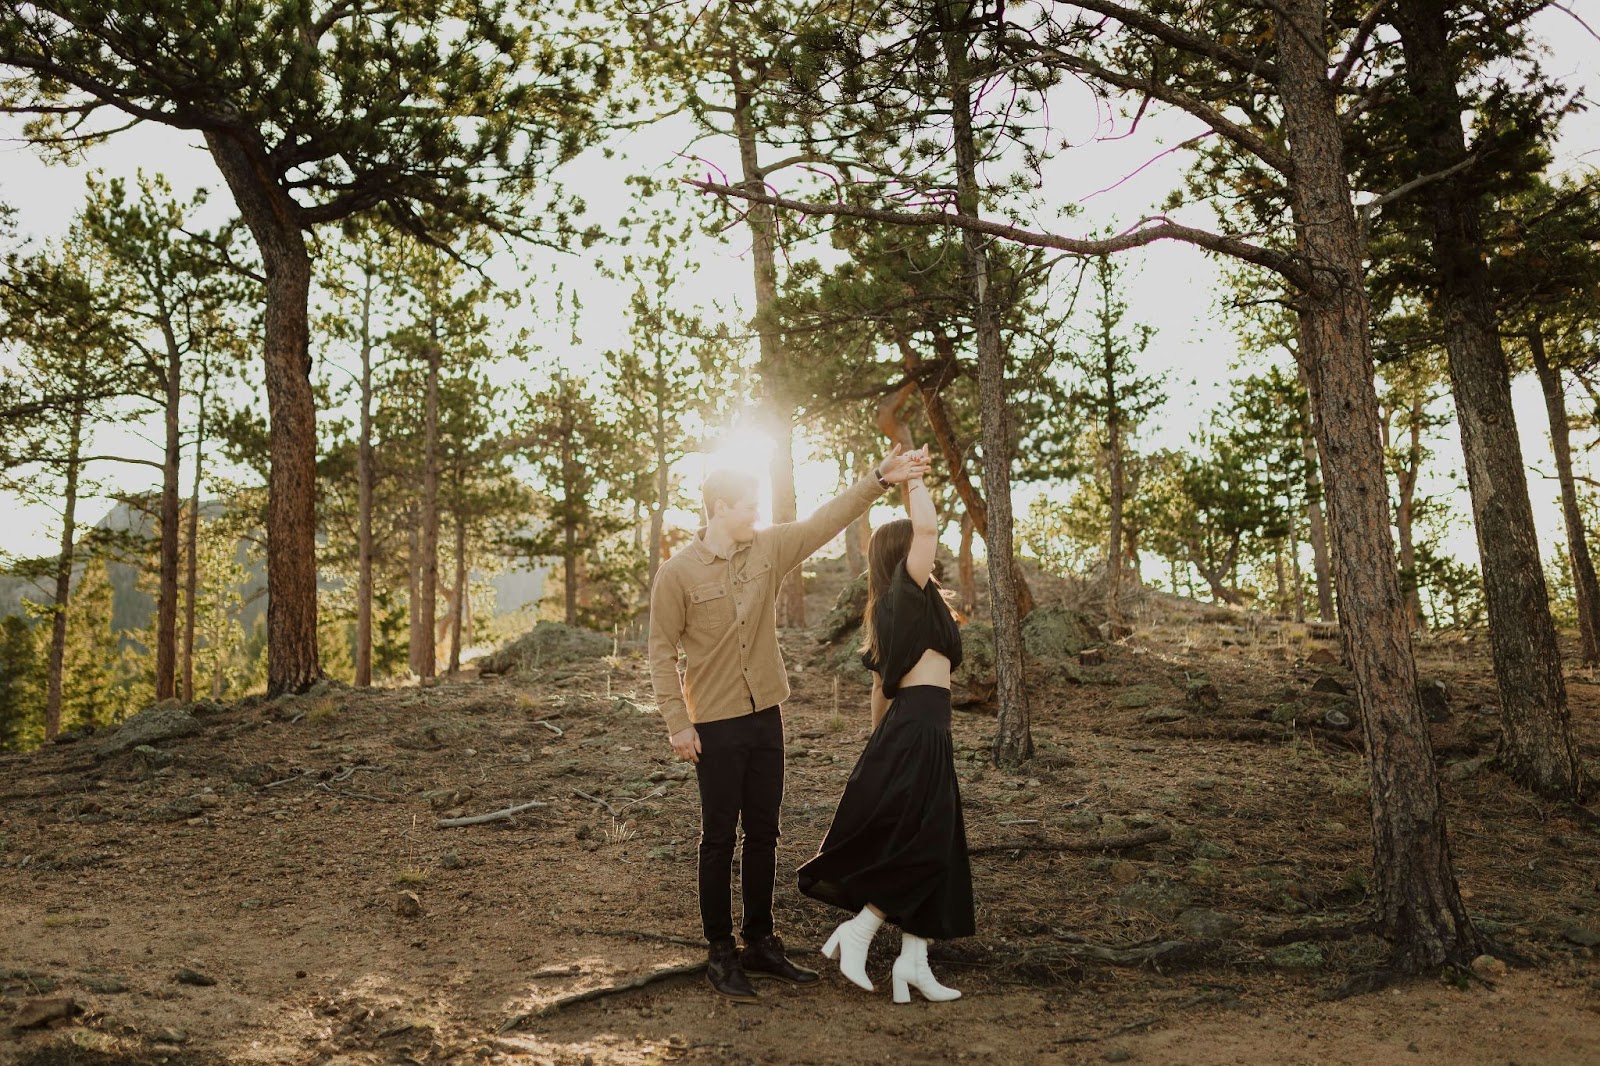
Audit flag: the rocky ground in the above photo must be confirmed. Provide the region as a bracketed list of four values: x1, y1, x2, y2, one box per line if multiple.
[3, 568, 1600, 1065]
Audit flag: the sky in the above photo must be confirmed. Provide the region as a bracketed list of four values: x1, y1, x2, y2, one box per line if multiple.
[1, 7, 1598, 579]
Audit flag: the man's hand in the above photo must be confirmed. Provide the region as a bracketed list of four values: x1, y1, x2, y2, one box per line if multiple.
[670, 724, 702, 765]
[875, 443, 932, 485]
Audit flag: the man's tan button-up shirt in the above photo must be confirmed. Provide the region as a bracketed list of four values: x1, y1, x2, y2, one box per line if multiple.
[648, 474, 885, 736]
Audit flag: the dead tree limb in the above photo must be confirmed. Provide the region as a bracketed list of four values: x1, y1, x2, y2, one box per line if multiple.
[435, 800, 550, 828]
[970, 826, 1170, 857]
[498, 962, 706, 1031]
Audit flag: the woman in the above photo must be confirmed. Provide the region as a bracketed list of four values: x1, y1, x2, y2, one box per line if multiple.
[797, 445, 974, 1003]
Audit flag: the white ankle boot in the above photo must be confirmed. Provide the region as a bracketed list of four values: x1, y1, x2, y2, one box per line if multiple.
[821, 906, 882, 991]
[891, 932, 961, 1003]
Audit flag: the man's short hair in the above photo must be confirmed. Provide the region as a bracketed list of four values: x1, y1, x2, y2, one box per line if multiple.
[702, 469, 758, 521]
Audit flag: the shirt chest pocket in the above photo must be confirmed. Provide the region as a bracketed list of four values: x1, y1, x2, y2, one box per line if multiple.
[688, 581, 735, 629]
[738, 558, 773, 590]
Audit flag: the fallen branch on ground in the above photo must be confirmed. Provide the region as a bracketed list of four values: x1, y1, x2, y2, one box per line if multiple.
[573, 788, 618, 816]
[535, 718, 564, 736]
[969, 826, 1170, 857]
[1054, 1014, 1162, 1044]
[435, 800, 550, 828]
[498, 962, 706, 1031]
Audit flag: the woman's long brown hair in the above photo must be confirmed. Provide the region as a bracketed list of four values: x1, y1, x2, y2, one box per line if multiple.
[860, 518, 915, 664]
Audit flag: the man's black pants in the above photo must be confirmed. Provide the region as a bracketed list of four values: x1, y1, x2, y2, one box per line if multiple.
[694, 706, 784, 948]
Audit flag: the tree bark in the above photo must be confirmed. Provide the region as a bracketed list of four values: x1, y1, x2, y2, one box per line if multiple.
[155, 324, 181, 701]
[895, 330, 1036, 615]
[1105, 345, 1126, 626]
[941, 2, 1030, 765]
[1530, 322, 1600, 664]
[449, 513, 467, 675]
[204, 130, 321, 695]
[958, 509, 977, 618]
[408, 510, 424, 675]
[181, 360, 210, 703]
[1392, 0, 1584, 800]
[1389, 392, 1425, 633]
[1295, 359, 1336, 621]
[1276, 0, 1482, 970]
[44, 400, 84, 740]
[355, 262, 375, 687]
[733, 76, 805, 627]
[418, 315, 441, 679]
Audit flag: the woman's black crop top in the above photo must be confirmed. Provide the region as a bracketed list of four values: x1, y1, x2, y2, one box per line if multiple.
[860, 560, 964, 696]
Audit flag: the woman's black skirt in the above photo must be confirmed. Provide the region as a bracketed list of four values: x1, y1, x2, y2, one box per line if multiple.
[796, 685, 975, 940]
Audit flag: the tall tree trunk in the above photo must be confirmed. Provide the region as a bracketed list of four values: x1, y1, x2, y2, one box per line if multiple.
[649, 354, 669, 589]
[733, 77, 804, 627]
[941, 3, 1030, 765]
[958, 510, 977, 618]
[1105, 368, 1126, 626]
[1394, 393, 1426, 633]
[204, 131, 321, 695]
[44, 401, 85, 740]
[449, 513, 467, 675]
[355, 263, 375, 687]
[1276, 0, 1482, 970]
[1289, 508, 1305, 623]
[562, 424, 579, 627]
[895, 330, 1036, 615]
[1392, 0, 1584, 800]
[155, 330, 182, 702]
[418, 316, 441, 679]
[408, 511, 424, 675]
[1296, 360, 1336, 621]
[182, 360, 209, 703]
[1531, 323, 1600, 664]
[845, 457, 868, 577]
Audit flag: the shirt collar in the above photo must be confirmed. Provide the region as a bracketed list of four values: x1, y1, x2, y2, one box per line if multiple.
[692, 527, 745, 563]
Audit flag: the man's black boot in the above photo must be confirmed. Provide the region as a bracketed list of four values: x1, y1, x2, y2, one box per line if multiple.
[740, 934, 821, 985]
[707, 940, 759, 1002]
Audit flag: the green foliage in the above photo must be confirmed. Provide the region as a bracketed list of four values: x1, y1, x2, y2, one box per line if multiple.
[0, 615, 43, 752]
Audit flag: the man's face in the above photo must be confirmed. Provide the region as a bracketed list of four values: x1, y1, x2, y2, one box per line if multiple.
[718, 494, 760, 542]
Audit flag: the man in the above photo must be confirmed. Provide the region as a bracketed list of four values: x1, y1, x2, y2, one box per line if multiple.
[648, 445, 930, 1001]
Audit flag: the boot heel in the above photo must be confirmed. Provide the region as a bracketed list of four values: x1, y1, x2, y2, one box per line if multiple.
[892, 975, 911, 1004]
[821, 930, 841, 961]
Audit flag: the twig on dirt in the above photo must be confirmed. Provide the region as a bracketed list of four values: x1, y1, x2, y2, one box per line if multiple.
[326, 764, 386, 783]
[579, 928, 706, 949]
[498, 962, 706, 1031]
[263, 769, 316, 789]
[316, 785, 395, 803]
[573, 788, 618, 816]
[536, 718, 564, 737]
[529, 964, 584, 978]
[436, 800, 550, 828]
[969, 826, 1170, 857]
[1054, 1014, 1162, 1044]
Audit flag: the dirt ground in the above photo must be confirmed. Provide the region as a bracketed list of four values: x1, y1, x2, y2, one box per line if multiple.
[3, 581, 1600, 1065]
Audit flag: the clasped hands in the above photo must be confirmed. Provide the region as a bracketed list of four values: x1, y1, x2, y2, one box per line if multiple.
[877, 443, 933, 485]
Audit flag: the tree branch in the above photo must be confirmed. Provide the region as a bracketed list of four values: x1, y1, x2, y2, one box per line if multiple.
[1061, 0, 1279, 80]
[686, 180, 1312, 288]
[1331, 0, 1395, 88]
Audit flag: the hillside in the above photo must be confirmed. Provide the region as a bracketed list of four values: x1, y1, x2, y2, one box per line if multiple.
[2, 575, 1599, 1064]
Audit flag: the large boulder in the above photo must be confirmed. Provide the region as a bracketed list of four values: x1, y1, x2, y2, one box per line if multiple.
[96, 704, 201, 759]
[952, 622, 997, 708]
[817, 573, 869, 646]
[1021, 606, 1095, 659]
[477, 621, 613, 676]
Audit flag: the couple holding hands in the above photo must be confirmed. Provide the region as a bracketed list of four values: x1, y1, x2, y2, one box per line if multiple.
[648, 443, 973, 1006]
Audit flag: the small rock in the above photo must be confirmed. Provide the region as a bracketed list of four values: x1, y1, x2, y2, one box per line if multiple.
[174, 968, 217, 987]
[1417, 679, 1451, 721]
[1267, 943, 1324, 970]
[1306, 648, 1339, 666]
[1194, 840, 1232, 860]
[1079, 648, 1106, 667]
[1179, 908, 1241, 939]
[1109, 861, 1140, 884]
[439, 851, 467, 870]
[1270, 704, 1300, 726]
[154, 1028, 189, 1045]
[1310, 676, 1348, 696]
[84, 976, 127, 994]
[12, 996, 79, 1029]
[1561, 925, 1600, 948]
[1140, 707, 1188, 724]
[395, 890, 423, 918]
[1470, 955, 1507, 979]
[1067, 811, 1102, 832]
[233, 763, 279, 786]
[1186, 680, 1221, 711]
[1321, 708, 1354, 731]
